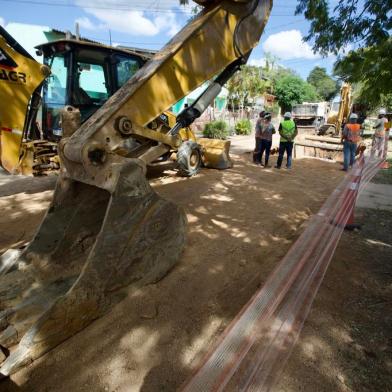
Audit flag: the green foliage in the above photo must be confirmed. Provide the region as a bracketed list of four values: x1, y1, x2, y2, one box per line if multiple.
[203, 120, 230, 139]
[295, 0, 391, 55]
[235, 119, 252, 135]
[334, 39, 392, 109]
[267, 102, 281, 116]
[380, 94, 392, 112]
[297, 1, 392, 108]
[275, 75, 319, 112]
[227, 65, 270, 108]
[307, 66, 339, 101]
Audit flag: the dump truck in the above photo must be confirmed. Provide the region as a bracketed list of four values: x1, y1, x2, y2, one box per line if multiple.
[0, 0, 273, 377]
[292, 102, 329, 134]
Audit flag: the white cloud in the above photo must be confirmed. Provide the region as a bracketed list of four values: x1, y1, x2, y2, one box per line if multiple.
[153, 13, 181, 37]
[75, 16, 103, 31]
[0, 17, 5, 27]
[262, 30, 320, 60]
[74, 0, 182, 37]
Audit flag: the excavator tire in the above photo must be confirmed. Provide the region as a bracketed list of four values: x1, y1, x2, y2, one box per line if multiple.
[177, 141, 202, 177]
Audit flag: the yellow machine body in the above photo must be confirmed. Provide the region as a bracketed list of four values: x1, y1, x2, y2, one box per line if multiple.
[0, 29, 232, 175]
[0, 34, 47, 173]
[0, 0, 272, 377]
[326, 83, 352, 135]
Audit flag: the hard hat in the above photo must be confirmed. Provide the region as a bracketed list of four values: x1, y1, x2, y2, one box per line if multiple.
[379, 108, 386, 115]
[349, 113, 358, 120]
[284, 112, 292, 118]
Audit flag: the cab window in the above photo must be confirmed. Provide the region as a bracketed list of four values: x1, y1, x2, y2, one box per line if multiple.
[46, 54, 67, 105]
[76, 62, 109, 103]
[116, 56, 140, 88]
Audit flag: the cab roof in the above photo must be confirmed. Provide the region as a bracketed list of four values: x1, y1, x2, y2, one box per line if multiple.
[35, 38, 157, 61]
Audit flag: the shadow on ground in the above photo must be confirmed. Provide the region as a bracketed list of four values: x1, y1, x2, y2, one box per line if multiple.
[274, 208, 392, 391]
[0, 154, 350, 392]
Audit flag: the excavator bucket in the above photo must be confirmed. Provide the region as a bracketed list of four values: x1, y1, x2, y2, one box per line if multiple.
[0, 0, 272, 377]
[198, 138, 233, 169]
[0, 162, 187, 376]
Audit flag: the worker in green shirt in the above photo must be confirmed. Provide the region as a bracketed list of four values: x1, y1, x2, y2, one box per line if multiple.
[275, 112, 298, 169]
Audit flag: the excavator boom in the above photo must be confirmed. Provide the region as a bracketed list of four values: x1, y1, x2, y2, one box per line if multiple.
[0, 0, 272, 377]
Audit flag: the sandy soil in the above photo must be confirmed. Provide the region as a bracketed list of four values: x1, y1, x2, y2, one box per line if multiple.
[0, 144, 390, 391]
[276, 206, 392, 392]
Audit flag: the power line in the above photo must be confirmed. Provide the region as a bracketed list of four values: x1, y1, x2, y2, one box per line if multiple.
[0, 0, 303, 17]
[264, 19, 306, 32]
[0, 0, 194, 14]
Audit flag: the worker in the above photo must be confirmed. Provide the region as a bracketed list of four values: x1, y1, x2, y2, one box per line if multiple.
[341, 113, 361, 171]
[372, 108, 388, 157]
[253, 110, 266, 164]
[259, 113, 275, 167]
[275, 112, 297, 169]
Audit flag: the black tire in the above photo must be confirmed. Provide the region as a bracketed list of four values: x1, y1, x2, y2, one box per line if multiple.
[177, 141, 202, 177]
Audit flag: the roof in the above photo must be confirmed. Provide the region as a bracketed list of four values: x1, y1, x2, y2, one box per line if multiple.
[38, 29, 156, 60]
[36, 38, 156, 61]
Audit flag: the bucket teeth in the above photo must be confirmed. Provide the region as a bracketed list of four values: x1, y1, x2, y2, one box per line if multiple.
[0, 159, 187, 376]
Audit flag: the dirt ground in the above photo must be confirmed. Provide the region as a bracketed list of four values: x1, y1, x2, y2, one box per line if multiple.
[0, 143, 391, 391]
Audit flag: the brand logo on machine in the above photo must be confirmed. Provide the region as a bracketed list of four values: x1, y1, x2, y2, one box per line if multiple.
[0, 48, 18, 69]
[0, 69, 26, 83]
[0, 48, 26, 83]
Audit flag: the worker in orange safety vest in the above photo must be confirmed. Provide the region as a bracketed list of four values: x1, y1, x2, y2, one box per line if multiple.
[341, 113, 361, 171]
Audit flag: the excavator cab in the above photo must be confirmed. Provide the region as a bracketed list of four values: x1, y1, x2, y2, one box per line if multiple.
[36, 40, 149, 142]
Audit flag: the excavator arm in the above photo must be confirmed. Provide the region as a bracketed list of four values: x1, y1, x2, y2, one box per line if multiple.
[61, 0, 272, 189]
[0, 0, 272, 377]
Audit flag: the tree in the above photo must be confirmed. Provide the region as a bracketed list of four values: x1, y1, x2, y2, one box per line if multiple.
[296, 1, 391, 54]
[296, 0, 392, 108]
[275, 75, 319, 113]
[226, 65, 269, 115]
[307, 66, 339, 101]
[333, 39, 392, 108]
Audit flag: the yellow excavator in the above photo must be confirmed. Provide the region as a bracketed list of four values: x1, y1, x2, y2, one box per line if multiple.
[294, 83, 366, 161]
[0, 0, 272, 377]
[0, 26, 230, 176]
[318, 82, 352, 136]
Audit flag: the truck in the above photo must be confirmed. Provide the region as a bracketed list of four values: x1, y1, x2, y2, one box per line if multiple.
[292, 102, 330, 133]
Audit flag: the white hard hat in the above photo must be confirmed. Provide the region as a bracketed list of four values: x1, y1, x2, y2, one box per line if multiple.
[284, 112, 292, 118]
[349, 113, 358, 120]
[379, 108, 386, 115]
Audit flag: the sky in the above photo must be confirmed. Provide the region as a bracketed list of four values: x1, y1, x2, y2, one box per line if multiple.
[0, 0, 340, 80]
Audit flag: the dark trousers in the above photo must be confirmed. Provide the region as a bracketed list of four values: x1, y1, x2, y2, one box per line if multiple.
[277, 141, 294, 168]
[343, 141, 357, 170]
[255, 139, 272, 164]
[254, 138, 262, 163]
[260, 139, 272, 165]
